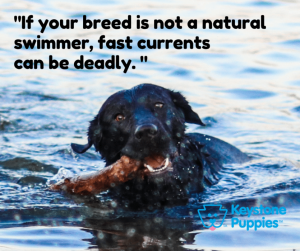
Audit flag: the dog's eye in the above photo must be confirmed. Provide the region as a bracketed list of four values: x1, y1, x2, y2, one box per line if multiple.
[115, 114, 125, 122]
[155, 102, 164, 108]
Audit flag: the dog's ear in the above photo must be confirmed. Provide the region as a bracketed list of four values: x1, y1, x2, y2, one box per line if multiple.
[71, 140, 92, 154]
[71, 115, 102, 154]
[170, 91, 206, 126]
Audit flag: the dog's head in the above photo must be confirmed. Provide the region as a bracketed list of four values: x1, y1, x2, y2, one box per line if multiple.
[72, 84, 205, 171]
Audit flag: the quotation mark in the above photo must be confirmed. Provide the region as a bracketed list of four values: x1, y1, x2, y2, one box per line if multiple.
[140, 56, 148, 62]
[132, 56, 148, 70]
[14, 16, 22, 22]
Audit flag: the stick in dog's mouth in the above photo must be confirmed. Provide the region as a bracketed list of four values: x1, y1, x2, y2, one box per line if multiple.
[50, 154, 175, 195]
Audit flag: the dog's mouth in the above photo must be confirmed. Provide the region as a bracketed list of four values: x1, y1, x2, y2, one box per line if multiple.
[143, 155, 173, 175]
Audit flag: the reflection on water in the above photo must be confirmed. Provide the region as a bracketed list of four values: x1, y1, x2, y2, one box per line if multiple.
[0, 226, 93, 251]
[0, 0, 300, 250]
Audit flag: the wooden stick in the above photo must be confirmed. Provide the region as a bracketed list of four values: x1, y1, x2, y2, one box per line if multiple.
[50, 156, 144, 195]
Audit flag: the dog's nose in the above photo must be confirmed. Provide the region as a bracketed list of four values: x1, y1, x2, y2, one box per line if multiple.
[135, 124, 158, 140]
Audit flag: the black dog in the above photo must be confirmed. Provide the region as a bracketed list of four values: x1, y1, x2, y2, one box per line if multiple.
[71, 84, 249, 208]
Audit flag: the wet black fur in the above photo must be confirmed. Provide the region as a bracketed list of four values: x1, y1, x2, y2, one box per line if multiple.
[72, 84, 249, 208]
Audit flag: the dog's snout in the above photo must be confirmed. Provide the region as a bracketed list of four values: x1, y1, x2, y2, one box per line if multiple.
[135, 124, 158, 140]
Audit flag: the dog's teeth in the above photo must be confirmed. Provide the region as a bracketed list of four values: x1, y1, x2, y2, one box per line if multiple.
[145, 158, 170, 173]
[145, 164, 155, 172]
[164, 158, 169, 168]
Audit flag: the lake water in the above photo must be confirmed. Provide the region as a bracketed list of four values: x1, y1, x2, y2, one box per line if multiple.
[0, 0, 300, 250]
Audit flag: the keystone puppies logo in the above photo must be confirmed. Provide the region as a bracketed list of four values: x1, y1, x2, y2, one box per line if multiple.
[198, 204, 228, 231]
[198, 204, 286, 232]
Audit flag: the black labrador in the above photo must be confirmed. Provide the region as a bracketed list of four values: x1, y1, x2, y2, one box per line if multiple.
[71, 84, 249, 208]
